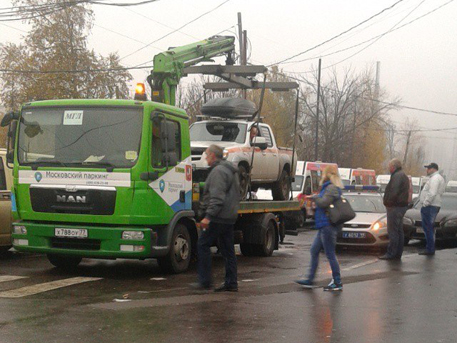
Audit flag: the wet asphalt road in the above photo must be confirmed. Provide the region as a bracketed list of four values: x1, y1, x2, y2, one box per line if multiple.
[0, 230, 456, 343]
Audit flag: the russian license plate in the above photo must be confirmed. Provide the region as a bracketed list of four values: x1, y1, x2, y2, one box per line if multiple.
[416, 228, 424, 234]
[343, 232, 366, 239]
[55, 228, 88, 238]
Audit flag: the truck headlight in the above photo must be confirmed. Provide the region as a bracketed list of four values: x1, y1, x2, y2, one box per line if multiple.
[444, 219, 457, 228]
[372, 221, 386, 231]
[122, 231, 144, 240]
[223, 149, 229, 159]
[13, 225, 27, 235]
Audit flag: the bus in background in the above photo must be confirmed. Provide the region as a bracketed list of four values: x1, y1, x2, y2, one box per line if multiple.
[338, 168, 351, 186]
[351, 168, 376, 186]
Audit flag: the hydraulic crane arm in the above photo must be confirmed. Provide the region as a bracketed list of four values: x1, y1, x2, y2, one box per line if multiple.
[146, 35, 235, 106]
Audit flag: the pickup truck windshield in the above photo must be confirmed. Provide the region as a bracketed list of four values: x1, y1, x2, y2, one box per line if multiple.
[190, 122, 247, 143]
[18, 107, 143, 168]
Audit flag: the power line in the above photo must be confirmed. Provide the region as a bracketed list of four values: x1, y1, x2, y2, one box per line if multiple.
[267, 0, 405, 67]
[119, 0, 231, 61]
[284, 0, 455, 73]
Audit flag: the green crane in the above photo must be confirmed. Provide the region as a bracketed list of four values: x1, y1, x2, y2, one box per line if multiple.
[145, 35, 235, 106]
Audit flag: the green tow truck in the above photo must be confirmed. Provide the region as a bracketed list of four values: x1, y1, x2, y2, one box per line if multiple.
[2, 36, 300, 273]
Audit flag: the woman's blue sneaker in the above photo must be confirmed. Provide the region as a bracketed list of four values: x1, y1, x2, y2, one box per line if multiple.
[323, 280, 343, 291]
[295, 279, 314, 288]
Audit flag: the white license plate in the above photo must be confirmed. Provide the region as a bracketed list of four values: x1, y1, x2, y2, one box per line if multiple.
[343, 232, 366, 239]
[416, 228, 424, 234]
[55, 228, 88, 238]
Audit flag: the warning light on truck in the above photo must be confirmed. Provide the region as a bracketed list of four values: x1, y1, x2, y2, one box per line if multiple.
[134, 83, 147, 101]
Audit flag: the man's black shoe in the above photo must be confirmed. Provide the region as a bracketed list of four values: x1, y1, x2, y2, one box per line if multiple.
[379, 254, 399, 260]
[418, 250, 435, 256]
[189, 282, 212, 291]
[214, 284, 238, 292]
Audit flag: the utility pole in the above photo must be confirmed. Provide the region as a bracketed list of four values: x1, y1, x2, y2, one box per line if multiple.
[375, 61, 381, 98]
[237, 13, 247, 99]
[403, 130, 412, 166]
[314, 58, 321, 161]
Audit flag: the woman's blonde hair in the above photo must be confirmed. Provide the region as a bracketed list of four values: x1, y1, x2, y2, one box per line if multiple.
[320, 165, 344, 189]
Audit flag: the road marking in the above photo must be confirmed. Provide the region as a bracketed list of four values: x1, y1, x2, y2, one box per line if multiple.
[0, 277, 102, 298]
[342, 259, 379, 271]
[0, 275, 28, 283]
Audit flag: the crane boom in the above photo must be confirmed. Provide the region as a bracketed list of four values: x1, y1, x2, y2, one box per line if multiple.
[146, 35, 235, 106]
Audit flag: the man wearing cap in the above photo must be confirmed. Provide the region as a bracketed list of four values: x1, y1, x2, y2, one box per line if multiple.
[419, 163, 445, 255]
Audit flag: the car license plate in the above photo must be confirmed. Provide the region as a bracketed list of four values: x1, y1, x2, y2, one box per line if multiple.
[55, 228, 88, 238]
[343, 232, 366, 239]
[416, 228, 424, 234]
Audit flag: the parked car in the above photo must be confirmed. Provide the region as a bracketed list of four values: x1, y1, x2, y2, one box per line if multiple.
[445, 180, 457, 193]
[403, 193, 457, 244]
[0, 149, 13, 252]
[337, 187, 388, 247]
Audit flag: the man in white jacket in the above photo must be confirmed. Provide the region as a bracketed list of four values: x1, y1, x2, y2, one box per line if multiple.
[419, 163, 445, 255]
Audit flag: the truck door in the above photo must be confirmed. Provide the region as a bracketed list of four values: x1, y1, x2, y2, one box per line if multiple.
[0, 156, 12, 247]
[258, 125, 279, 180]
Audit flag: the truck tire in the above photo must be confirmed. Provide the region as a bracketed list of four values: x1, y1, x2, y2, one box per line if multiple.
[240, 243, 254, 256]
[272, 169, 291, 200]
[47, 254, 82, 269]
[157, 224, 191, 274]
[238, 164, 249, 200]
[252, 219, 276, 257]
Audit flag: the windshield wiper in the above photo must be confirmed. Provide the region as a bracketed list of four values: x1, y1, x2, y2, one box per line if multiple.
[29, 160, 69, 170]
[81, 161, 115, 172]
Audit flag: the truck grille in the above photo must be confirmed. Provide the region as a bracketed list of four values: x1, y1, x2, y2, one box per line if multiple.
[30, 187, 116, 215]
[51, 237, 101, 250]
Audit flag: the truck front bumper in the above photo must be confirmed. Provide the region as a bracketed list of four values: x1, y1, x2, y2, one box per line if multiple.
[11, 221, 167, 259]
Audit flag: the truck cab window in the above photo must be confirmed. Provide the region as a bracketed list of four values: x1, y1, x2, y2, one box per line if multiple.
[0, 158, 6, 191]
[152, 118, 181, 168]
[259, 126, 273, 147]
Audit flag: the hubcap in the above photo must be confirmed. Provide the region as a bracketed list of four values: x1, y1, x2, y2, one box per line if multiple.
[174, 234, 189, 262]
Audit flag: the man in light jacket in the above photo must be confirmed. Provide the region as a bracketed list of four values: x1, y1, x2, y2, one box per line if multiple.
[419, 163, 445, 255]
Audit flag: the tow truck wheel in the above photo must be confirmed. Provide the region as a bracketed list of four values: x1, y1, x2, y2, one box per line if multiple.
[240, 243, 254, 256]
[157, 224, 191, 274]
[272, 169, 291, 201]
[252, 219, 276, 257]
[238, 164, 249, 200]
[47, 254, 82, 269]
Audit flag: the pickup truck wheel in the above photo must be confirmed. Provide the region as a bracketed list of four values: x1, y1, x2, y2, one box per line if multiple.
[47, 254, 82, 269]
[272, 169, 291, 200]
[157, 224, 191, 274]
[238, 164, 249, 200]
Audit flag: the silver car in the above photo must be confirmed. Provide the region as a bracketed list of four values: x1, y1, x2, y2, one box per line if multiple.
[337, 192, 388, 247]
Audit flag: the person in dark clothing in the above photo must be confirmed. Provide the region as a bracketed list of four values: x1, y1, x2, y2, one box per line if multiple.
[192, 144, 241, 292]
[380, 158, 410, 260]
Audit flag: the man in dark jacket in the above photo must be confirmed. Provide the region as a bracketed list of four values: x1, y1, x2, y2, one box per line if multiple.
[194, 144, 240, 291]
[381, 158, 410, 260]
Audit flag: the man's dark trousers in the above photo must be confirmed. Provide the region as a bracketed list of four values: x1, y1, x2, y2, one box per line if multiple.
[421, 205, 440, 253]
[197, 221, 238, 288]
[386, 206, 408, 258]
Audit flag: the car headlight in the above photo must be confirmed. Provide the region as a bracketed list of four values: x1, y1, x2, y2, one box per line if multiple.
[122, 231, 144, 240]
[444, 219, 457, 227]
[13, 225, 27, 235]
[403, 217, 414, 226]
[223, 149, 229, 159]
[372, 221, 386, 231]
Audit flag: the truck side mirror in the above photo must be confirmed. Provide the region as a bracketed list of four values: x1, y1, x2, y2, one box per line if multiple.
[6, 121, 17, 168]
[1, 112, 19, 127]
[252, 136, 267, 150]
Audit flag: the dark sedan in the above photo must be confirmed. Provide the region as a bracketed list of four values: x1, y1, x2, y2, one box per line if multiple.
[403, 193, 457, 244]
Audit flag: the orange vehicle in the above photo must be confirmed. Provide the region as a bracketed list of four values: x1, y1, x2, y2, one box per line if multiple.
[350, 168, 376, 186]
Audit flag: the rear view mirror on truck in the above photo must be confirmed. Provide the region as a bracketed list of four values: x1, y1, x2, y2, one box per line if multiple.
[252, 136, 267, 150]
[0, 111, 19, 127]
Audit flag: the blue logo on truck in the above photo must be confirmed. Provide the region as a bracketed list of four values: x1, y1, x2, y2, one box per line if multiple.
[159, 179, 165, 193]
[34, 172, 42, 182]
